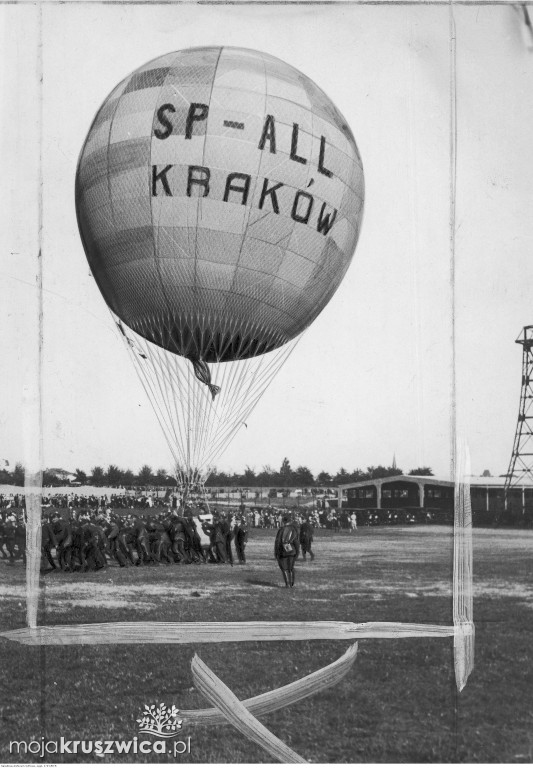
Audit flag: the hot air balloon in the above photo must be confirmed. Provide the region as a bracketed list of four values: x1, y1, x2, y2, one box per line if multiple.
[75, 46, 364, 501]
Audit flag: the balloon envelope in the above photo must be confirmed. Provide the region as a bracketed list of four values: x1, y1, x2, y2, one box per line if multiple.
[76, 46, 364, 362]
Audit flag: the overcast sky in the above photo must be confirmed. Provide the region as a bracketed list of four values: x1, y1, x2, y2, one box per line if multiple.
[1, 3, 532, 481]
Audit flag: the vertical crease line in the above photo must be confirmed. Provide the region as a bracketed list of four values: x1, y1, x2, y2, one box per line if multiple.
[25, 0, 44, 632]
[449, 1, 457, 482]
[449, 2, 474, 697]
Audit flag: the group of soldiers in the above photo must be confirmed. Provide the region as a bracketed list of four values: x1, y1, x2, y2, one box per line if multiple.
[0, 498, 320, 590]
[0, 509, 250, 572]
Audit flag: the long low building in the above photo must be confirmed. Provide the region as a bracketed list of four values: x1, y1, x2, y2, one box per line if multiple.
[337, 474, 533, 522]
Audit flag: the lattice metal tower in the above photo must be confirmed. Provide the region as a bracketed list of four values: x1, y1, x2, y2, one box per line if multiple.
[505, 325, 533, 491]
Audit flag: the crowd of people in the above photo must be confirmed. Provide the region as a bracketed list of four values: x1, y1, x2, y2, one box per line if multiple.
[0, 493, 441, 589]
[0, 492, 166, 511]
[0, 507, 250, 571]
[0, 499, 320, 590]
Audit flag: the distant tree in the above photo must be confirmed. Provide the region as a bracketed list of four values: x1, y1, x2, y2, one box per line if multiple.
[106, 464, 123, 486]
[367, 465, 401, 480]
[137, 465, 153, 486]
[12, 463, 25, 485]
[279, 457, 293, 487]
[316, 471, 332, 486]
[205, 467, 219, 486]
[206, 468, 232, 486]
[349, 468, 369, 482]
[229, 472, 242, 488]
[481, 469, 492, 477]
[408, 467, 433, 477]
[74, 468, 87, 485]
[122, 469, 135, 486]
[334, 467, 352, 484]
[241, 465, 257, 484]
[256, 465, 276, 486]
[42, 469, 62, 486]
[154, 468, 170, 486]
[293, 466, 315, 486]
[0, 467, 11, 484]
[90, 466, 105, 486]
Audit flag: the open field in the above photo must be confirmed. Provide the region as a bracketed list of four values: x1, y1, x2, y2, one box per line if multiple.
[0, 526, 532, 763]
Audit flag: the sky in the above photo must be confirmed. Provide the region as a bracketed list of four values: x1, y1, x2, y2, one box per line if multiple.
[1, 2, 533, 481]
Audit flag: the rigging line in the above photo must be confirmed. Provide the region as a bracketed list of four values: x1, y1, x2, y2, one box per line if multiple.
[201, 355, 258, 470]
[218, 355, 257, 436]
[187, 355, 194, 480]
[201, 341, 298, 469]
[201, 357, 237, 453]
[166, 318, 216, 462]
[188, 358, 210, 478]
[168, 351, 196, 479]
[151, 326, 190, 477]
[153, 341, 191, 468]
[151, 319, 206, 469]
[163, 352, 188, 475]
[108, 312, 183, 467]
[198, 355, 251, 468]
[119, 332, 182, 471]
[234, 344, 277, 405]
[194, 354, 243, 472]
[209, 337, 301, 455]
[198, 364, 243, 471]
[212, 359, 265, 453]
[199, 345, 236, 454]
[215, 360, 292, 454]
[139, 332, 192, 474]
[193, 390, 216, 478]
[138, 332, 186, 468]
[213, 350, 259, 439]
[135, 342, 187, 471]
[210, 354, 279, 451]
[148, 345, 190, 472]
[202, 341, 296, 471]
[225, 350, 259, 413]
[164, 352, 198, 480]
[176, 355, 209, 440]
[190, 350, 218, 470]
[219, 343, 291, 430]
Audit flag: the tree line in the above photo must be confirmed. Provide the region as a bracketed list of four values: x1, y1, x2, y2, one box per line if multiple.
[206, 460, 433, 488]
[1, 459, 433, 488]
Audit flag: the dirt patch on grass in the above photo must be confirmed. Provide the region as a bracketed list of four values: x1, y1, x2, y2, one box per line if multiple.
[0, 582, 227, 610]
[2, 574, 532, 610]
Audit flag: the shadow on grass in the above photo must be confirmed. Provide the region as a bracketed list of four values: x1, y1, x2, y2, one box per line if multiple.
[244, 578, 279, 589]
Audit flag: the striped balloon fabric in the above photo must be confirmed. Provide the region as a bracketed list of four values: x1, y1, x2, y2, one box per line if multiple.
[75, 46, 364, 364]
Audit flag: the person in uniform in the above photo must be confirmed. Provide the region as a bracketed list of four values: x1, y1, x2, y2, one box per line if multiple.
[274, 514, 300, 587]
[169, 515, 190, 563]
[218, 514, 234, 565]
[299, 518, 315, 560]
[233, 516, 248, 564]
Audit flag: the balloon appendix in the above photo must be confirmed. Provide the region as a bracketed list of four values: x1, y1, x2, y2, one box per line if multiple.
[74, 47, 364, 494]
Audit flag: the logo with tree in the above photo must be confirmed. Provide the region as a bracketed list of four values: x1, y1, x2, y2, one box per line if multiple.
[137, 703, 183, 738]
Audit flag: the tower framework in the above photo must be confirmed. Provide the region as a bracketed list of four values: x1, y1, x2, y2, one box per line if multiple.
[505, 325, 533, 491]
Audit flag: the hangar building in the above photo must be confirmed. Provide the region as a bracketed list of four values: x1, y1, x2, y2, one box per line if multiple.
[336, 474, 533, 525]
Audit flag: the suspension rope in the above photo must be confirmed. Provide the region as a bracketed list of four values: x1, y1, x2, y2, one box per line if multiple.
[111, 313, 301, 486]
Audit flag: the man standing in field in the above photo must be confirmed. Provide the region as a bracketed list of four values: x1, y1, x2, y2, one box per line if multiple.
[274, 514, 300, 588]
[300, 518, 315, 560]
[233, 516, 248, 564]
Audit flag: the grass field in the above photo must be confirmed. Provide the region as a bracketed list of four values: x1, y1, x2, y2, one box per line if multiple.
[0, 525, 532, 763]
